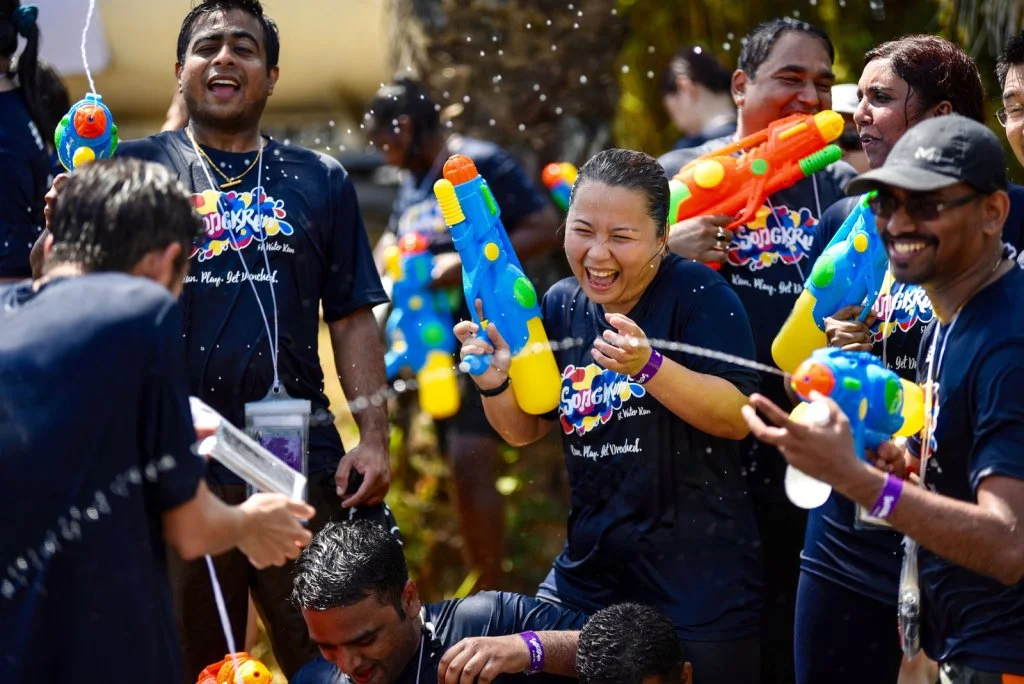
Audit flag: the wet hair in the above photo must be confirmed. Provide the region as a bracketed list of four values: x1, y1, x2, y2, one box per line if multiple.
[177, 0, 280, 71]
[661, 45, 732, 96]
[1, 0, 43, 134]
[865, 35, 985, 124]
[365, 78, 441, 152]
[48, 158, 204, 274]
[997, 31, 1024, 90]
[291, 521, 409, 616]
[573, 149, 670, 238]
[577, 604, 685, 684]
[36, 60, 70, 145]
[738, 17, 835, 80]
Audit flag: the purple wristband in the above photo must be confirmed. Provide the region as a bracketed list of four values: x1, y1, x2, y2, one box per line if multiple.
[868, 473, 904, 519]
[630, 349, 664, 385]
[519, 631, 544, 674]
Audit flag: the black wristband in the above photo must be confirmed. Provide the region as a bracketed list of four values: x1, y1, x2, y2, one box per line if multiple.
[477, 375, 511, 397]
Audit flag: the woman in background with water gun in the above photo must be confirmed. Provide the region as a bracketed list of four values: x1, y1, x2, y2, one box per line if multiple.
[795, 34, 1024, 684]
[454, 148, 765, 684]
[0, 1, 49, 282]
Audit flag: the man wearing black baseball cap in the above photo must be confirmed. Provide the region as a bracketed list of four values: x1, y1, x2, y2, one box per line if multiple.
[742, 114, 1024, 683]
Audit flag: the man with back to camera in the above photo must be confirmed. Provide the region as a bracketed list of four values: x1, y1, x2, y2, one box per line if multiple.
[658, 18, 857, 684]
[289, 519, 587, 684]
[44, 0, 393, 677]
[743, 115, 1024, 684]
[0, 157, 314, 684]
[364, 78, 562, 590]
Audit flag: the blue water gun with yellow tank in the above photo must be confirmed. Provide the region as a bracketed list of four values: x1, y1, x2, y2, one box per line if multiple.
[772, 192, 887, 373]
[433, 155, 562, 415]
[789, 348, 924, 461]
[383, 232, 461, 420]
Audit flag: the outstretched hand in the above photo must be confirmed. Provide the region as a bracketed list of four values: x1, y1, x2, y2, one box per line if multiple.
[592, 312, 651, 376]
[741, 391, 862, 487]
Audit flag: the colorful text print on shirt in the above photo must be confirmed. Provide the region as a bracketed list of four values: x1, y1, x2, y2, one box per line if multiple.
[871, 274, 934, 342]
[190, 186, 294, 262]
[729, 204, 816, 271]
[559, 363, 645, 436]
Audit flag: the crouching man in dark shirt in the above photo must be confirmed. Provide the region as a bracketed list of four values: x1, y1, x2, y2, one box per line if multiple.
[290, 521, 586, 684]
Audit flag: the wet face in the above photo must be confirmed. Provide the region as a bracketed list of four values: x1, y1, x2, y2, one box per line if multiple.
[873, 182, 996, 285]
[564, 181, 666, 314]
[303, 584, 422, 684]
[176, 9, 278, 132]
[1001, 63, 1024, 167]
[854, 59, 924, 169]
[733, 31, 835, 134]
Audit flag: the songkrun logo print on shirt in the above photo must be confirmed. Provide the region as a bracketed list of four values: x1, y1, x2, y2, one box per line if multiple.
[190, 186, 294, 262]
[871, 275, 934, 342]
[729, 204, 816, 271]
[559, 363, 645, 436]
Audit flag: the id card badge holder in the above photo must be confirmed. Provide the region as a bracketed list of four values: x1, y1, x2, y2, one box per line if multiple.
[245, 387, 311, 500]
[855, 503, 894, 531]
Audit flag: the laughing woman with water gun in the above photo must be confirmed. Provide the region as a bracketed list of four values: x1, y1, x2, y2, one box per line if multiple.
[790, 35, 1024, 684]
[453, 149, 764, 684]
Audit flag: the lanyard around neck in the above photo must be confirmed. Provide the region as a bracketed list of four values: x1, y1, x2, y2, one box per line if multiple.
[186, 128, 282, 393]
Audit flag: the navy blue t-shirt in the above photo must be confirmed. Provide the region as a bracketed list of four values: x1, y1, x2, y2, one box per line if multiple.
[117, 131, 388, 483]
[800, 186, 1024, 605]
[0, 90, 51, 278]
[659, 135, 858, 501]
[0, 274, 205, 683]
[906, 266, 1024, 673]
[535, 254, 763, 641]
[291, 591, 588, 684]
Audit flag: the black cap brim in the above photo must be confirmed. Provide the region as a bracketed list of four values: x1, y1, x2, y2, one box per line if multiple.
[846, 164, 961, 196]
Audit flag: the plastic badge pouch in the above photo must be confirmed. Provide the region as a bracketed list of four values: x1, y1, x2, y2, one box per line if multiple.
[244, 390, 311, 478]
[190, 396, 307, 500]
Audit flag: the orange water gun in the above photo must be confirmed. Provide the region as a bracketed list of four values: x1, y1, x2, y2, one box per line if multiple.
[669, 111, 844, 269]
[197, 652, 272, 684]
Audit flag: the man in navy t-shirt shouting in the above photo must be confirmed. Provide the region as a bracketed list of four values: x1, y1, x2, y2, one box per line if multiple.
[44, 0, 391, 678]
[0, 158, 314, 684]
[743, 115, 1024, 682]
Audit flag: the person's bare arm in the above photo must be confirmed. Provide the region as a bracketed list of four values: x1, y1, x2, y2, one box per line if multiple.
[162, 481, 313, 568]
[842, 464, 1024, 586]
[438, 631, 579, 684]
[328, 307, 391, 507]
[743, 393, 1024, 586]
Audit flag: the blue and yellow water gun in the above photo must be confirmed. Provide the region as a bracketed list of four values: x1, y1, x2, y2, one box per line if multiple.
[433, 155, 561, 415]
[772, 192, 887, 373]
[789, 348, 924, 458]
[541, 162, 577, 212]
[383, 232, 460, 420]
[54, 93, 119, 171]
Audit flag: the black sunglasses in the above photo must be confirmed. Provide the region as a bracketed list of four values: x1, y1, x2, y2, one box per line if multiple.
[868, 190, 982, 222]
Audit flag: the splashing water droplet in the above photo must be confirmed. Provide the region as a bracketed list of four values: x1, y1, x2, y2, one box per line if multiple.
[518, 123, 526, 131]
[488, 119, 496, 126]
[555, 106, 563, 115]
[723, 42, 731, 51]
[621, 65, 630, 74]
[646, 70, 654, 78]
[579, 75, 588, 84]
[463, 95, 471, 103]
